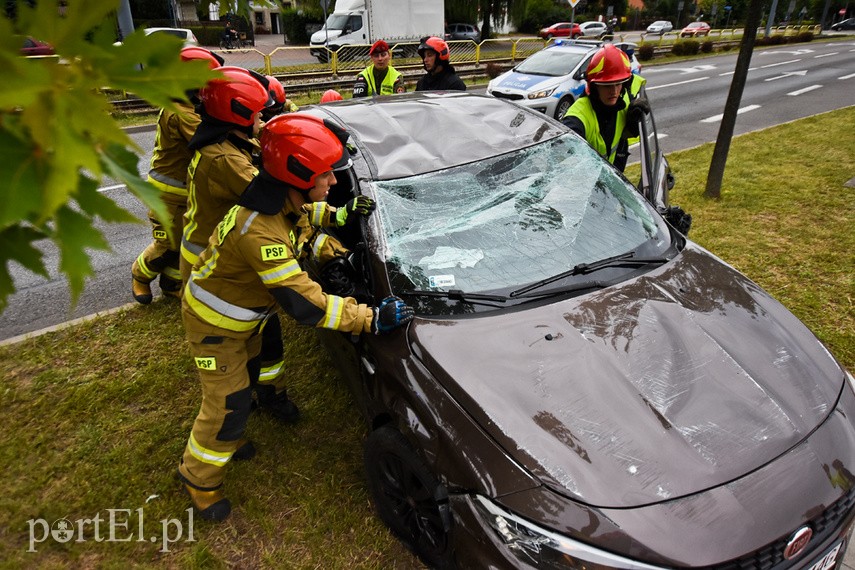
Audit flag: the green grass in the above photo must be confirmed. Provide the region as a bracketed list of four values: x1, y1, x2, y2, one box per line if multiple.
[2, 107, 854, 568]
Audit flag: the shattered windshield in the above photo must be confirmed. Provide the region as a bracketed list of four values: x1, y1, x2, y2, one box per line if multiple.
[515, 48, 586, 76]
[374, 133, 669, 310]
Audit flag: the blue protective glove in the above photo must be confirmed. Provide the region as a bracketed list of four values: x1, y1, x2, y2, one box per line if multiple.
[371, 296, 415, 334]
[335, 196, 376, 227]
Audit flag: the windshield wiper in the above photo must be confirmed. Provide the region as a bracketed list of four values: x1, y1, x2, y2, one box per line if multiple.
[510, 251, 669, 298]
[401, 289, 508, 305]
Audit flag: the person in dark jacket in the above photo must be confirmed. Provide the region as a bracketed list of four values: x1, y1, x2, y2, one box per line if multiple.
[414, 36, 466, 92]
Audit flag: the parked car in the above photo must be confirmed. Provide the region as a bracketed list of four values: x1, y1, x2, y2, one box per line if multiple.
[299, 91, 855, 569]
[680, 21, 711, 36]
[486, 39, 641, 120]
[143, 27, 199, 46]
[538, 22, 582, 39]
[20, 36, 54, 56]
[830, 17, 855, 30]
[646, 20, 674, 34]
[445, 22, 480, 42]
[577, 21, 609, 37]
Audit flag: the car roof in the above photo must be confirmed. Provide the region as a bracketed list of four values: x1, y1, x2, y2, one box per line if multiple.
[303, 92, 566, 180]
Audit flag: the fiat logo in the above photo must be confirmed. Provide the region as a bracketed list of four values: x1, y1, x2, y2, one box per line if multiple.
[784, 526, 813, 560]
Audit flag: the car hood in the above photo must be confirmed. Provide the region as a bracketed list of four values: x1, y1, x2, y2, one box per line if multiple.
[492, 71, 560, 93]
[310, 29, 342, 43]
[408, 244, 845, 508]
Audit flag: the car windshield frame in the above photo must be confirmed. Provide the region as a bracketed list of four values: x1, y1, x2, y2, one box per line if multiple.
[370, 132, 673, 315]
[515, 47, 588, 76]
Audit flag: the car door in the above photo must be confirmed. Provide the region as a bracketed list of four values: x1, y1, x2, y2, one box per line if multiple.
[635, 106, 673, 211]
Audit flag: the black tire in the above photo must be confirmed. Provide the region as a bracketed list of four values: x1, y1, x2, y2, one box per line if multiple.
[554, 96, 573, 120]
[363, 426, 454, 569]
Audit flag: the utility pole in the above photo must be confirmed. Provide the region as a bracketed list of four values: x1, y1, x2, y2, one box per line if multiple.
[765, 0, 779, 36]
[704, 0, 764, 198]
[117, 0, 134, 41]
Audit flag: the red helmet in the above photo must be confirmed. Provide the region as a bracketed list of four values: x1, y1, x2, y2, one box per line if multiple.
[265, 75, 286, 105]
[180, 46, 224, 69]
[418, 36, 449, 61]
[585, 44, 632, 86]
[320, 89, 343, 103]
[199, 66, 269, 127]
[261, 114, 351, 190]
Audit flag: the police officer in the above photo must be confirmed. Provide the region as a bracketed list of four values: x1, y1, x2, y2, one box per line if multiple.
[177, 113, 413, 521]
[352, 40, 405, 97]
[131, 46, 224, 305]
[414, 36, 466, 92]
[561, 44, 649, 172]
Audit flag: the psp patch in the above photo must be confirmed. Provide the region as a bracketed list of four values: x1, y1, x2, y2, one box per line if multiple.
[260, 244, 289, 261]
[195, 357, 217, 370]
[153, 229, 168, 240]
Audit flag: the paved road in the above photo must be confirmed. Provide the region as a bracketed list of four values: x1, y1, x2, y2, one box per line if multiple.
[1, 41, 853, 343]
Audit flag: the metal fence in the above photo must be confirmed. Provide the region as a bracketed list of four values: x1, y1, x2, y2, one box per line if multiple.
[209, 25, 821, 78]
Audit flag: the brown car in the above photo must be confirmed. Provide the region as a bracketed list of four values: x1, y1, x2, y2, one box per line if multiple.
[304, 93, 855, 569]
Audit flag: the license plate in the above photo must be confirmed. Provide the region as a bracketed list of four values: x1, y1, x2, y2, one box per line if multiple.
[807, 542, 843, 570]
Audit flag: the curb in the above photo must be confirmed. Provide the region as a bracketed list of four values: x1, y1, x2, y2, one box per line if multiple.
[0, 303, 142, 348]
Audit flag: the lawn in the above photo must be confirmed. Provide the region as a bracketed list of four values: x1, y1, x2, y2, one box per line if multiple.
[0, 107, 853, 569]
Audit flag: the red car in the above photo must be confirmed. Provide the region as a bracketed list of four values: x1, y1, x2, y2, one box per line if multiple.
[680, 21, 711, 37]
[20, 37, 54, 56]
[538, 22, 582, 40]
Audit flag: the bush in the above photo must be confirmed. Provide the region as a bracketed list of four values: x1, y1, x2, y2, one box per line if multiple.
[187, 26, 223, 47]
[518, 0, 569, 34]
[796, 31, 814, 42]
[671, 39, 700, 55]
[700, 39, 714, 52]
[637, 43, 655, 60]
[485, 62, 504, 79]
[281, 8, 323, 44]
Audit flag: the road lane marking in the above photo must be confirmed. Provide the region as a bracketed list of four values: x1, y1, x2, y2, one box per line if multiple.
[765, 70, 808, 81]
[700, 104, 761, 123]
[813, 52, 839, 58]
[840, 73, 855, 80]
[646, 77, 709, 90]
[98, 184, 127, 193]
[719, 67, 757, 76]
[760, 59, 802, 68]
[787, 84, 822, 96]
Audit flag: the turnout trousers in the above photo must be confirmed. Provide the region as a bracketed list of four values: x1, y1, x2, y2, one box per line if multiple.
[132, 190, 186, 294]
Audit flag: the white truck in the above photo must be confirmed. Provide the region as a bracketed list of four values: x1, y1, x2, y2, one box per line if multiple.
[309, 0, 444, 62]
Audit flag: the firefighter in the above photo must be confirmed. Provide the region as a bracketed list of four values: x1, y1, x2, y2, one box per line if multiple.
[561, 44, 649, 172]
[261, 75, 298, 121]
[352, 39, 405, 97]
[179, 67, 304, 423]
[415, 36, 466, 92]
[178, 113, 412, 521]
[130, 46, 224, 305]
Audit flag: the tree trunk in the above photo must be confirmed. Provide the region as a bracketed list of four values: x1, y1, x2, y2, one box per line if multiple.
[704, 0, 764, 198]
[480, 0, 494, 41]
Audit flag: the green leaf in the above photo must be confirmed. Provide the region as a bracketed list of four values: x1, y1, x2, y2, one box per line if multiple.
[0, 126, 45, 228]
[105, 32, 217, 109]
[0, 224, 48, 313]
[54, 205, 110, 305]
[100, 144, 169, 227]
[75, 174, 139, 225]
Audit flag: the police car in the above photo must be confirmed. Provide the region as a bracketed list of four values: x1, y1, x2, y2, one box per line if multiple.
[486, 39, 641, 120]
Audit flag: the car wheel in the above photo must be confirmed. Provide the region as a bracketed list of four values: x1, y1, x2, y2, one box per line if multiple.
[363, 426, 454, 568]
[554, 96, 573, 120]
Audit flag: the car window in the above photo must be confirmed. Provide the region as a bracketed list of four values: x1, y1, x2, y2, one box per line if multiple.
[375, 133, 668, 306]
[516, 48, 587, 76]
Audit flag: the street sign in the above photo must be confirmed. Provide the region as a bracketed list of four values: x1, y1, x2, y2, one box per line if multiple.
[569, 0, 581, 7]
[607, 4, 614, 16]
[724, 5, 732, 10]
[320, 0, 331, 11]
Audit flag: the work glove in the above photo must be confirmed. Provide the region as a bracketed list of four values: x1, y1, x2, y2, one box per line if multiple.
[627, 95, 651, 125]
[335, 196, 376, 227]
[663, 205, 693, 236]
[371, 296, 415, 334]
